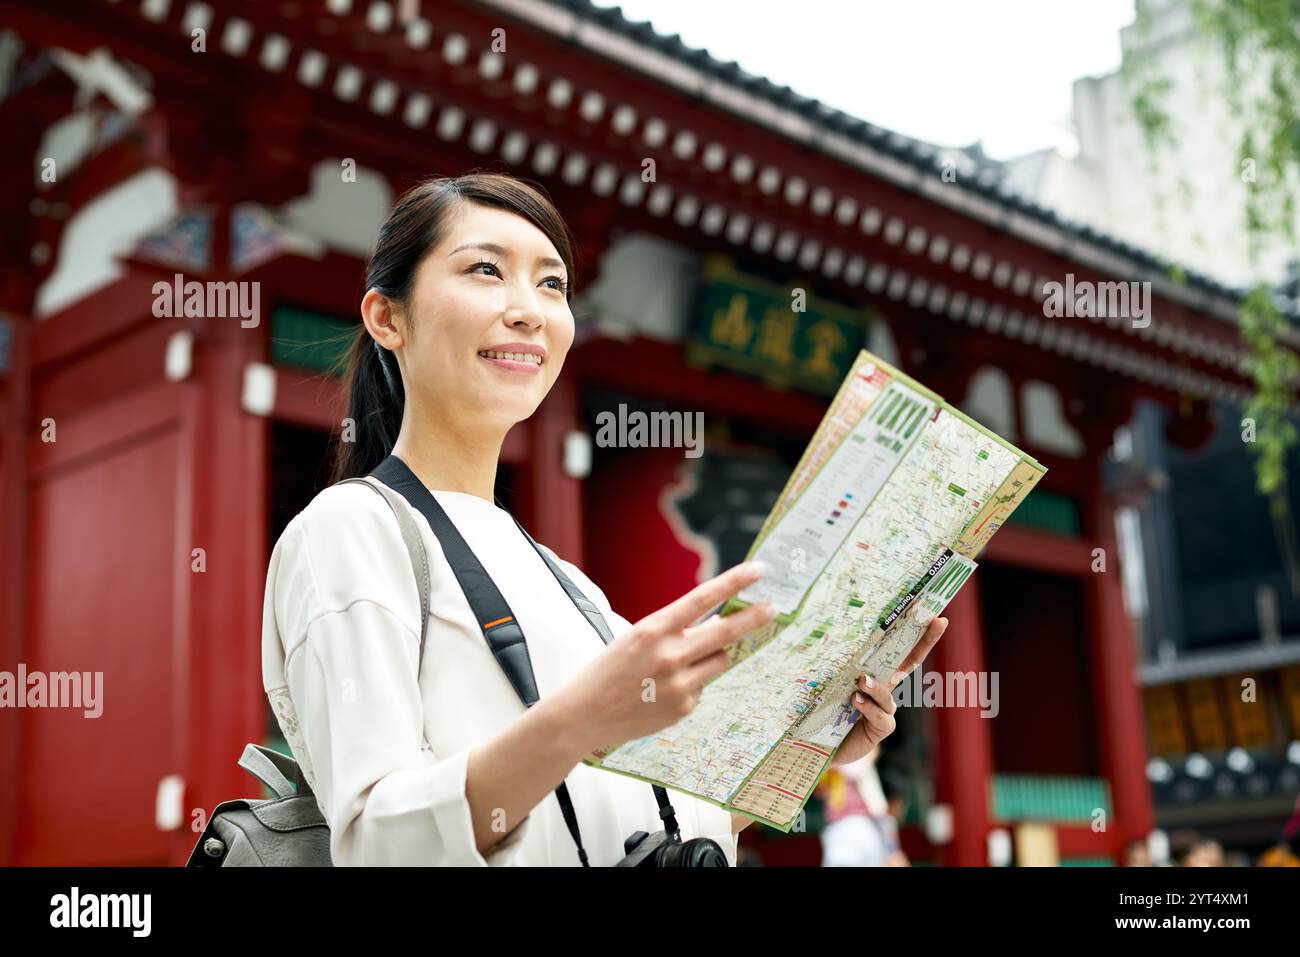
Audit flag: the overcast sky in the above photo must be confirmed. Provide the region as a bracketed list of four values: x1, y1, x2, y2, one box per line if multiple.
[592, 0, 1137, 159]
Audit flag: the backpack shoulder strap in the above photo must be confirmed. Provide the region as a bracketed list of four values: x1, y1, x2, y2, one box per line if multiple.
[242, 477, 433, 807]
[239, 743, 303, 800]
[335, 475, 431, 658]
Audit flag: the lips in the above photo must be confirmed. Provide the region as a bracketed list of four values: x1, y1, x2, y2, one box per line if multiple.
[478, 342, 546, 364]
[477, 349, 543, 366]
[477, 351, 543, 375]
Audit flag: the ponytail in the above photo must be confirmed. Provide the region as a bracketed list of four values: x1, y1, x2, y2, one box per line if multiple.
[329, 333, 405, 482]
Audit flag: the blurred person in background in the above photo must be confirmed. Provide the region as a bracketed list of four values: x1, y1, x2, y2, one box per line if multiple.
[1186, 839, 1224, 867]
[1258, 792, 1300, 866]
[1171, 830, 1224, 867]
[1123, 838, 1152, 867]
[1169, 830, 1201, 866]
[876, 763, 910, 867]
[817, 746, 894, 866]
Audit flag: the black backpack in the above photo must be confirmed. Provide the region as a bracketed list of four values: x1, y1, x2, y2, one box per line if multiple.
[187, 474, 427, 866]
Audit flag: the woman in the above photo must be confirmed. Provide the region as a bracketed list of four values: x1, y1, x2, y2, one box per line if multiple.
[261, 171, 948, 866]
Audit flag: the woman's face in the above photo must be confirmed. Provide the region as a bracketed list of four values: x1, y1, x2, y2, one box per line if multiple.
[396, 202, 574, 430]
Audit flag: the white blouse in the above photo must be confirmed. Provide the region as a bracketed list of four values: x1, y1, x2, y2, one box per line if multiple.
[261, 478, 740, 866]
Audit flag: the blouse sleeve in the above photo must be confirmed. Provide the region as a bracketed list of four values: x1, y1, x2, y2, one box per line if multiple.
[269, 487, 534, 866]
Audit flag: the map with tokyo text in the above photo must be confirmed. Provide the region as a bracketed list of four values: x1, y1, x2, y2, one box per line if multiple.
[583, 349, 1046, 831]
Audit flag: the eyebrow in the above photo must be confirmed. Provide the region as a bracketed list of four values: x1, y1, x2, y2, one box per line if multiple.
[448, 242, 565, 271]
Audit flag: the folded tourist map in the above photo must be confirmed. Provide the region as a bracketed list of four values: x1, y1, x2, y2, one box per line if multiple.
[584, 348, 1047, 831]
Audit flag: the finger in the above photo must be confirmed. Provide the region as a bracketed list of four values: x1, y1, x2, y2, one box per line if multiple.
[853, 673, 896, 715]
[679, 646, 730, 692]
[682, 613, 720, 638]
[680, 600, 775, 662]
[890, 616, 949, 683]
[641, 562, 765, 635]
[854, 695, 897, 737]
[834, 716, 870, 764]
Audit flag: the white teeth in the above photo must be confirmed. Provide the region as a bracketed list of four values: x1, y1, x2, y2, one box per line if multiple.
[478, 350, 542, 365]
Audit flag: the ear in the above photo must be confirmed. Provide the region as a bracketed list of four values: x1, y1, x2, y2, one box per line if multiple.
[361, 289, 404, 350]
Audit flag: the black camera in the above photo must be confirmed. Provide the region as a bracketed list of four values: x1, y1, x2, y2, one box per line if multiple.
[615, 787, 730, 866]
[617, 829, 729, 866]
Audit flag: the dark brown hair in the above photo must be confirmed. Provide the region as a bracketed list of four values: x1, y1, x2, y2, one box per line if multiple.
[329, 172, 577, 483]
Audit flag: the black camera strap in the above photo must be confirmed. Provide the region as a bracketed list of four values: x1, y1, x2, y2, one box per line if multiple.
[370, 453, 680, 865]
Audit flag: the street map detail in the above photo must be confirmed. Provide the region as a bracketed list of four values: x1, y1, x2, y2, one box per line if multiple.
[583, 349, 1046, 831]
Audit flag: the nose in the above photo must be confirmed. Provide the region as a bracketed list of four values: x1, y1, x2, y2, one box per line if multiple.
[505, 306, 544, 330]
[500, 283, 547, 331]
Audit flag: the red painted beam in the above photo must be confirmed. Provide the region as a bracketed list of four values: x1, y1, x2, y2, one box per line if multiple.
[1054, 822, 1123, 861]
[32, 271, 164, 369]
[243, 252, 369, 322]
[981, 525, 1096, 578]
[570, 334, 830, 439]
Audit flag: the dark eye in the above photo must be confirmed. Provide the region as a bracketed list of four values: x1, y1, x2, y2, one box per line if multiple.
[470, 260, 501, 277]
[543, 275, 569, 294]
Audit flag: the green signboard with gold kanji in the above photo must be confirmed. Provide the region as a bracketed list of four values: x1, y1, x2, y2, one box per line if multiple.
[685, 255, 871, 396]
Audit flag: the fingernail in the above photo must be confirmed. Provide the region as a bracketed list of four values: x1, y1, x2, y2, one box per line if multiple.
[853, 691, 866, 704]
[938, 617, 949, 628]
[749, 560, 768, 577]
[862, 675, 875, 689]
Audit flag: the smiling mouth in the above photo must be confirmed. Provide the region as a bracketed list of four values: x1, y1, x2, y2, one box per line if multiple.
[477, 349, 543, 366]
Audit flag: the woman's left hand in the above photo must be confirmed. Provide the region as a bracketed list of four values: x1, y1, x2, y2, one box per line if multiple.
[830, 616, 949, 767]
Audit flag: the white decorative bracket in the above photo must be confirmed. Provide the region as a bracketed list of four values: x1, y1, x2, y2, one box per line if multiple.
[241, 361, 276, 416]
[925, 803, 954, 846]
[163, 330, 193, 382]
[154, 773, 185, 831]
[563, 430, 592, 479]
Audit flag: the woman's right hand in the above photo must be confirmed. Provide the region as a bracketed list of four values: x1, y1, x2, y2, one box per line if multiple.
[560, 562, 776, 754]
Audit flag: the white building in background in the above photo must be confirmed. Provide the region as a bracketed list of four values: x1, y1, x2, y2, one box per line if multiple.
[1008, 0, 1300, 291]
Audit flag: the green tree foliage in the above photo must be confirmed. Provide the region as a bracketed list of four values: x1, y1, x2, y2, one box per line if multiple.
[1123, 0, 1300, 589]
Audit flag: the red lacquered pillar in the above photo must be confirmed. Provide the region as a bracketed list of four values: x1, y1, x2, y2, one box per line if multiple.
[1085, 492, 1155, 859]
[929, 573, 995, 866]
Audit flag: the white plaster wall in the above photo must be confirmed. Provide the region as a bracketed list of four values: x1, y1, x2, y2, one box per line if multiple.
[1029, 0, 1300, 288]
[35, 168, 178, 318]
